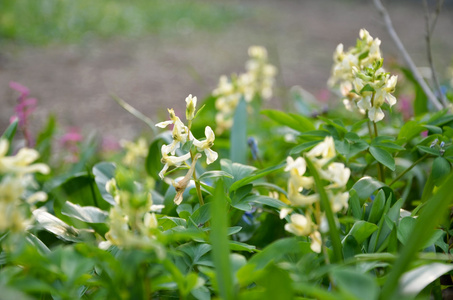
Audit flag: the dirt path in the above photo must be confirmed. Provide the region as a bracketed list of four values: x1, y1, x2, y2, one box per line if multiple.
[1, 0, 452, 142]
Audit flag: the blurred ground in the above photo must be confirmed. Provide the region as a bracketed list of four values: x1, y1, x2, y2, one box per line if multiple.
[1, 0, 452, 142]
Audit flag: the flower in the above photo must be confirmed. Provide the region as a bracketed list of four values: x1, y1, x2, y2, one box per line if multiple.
[284, 213, 312, 236]
[193, 126, 218, 165]
[120, 137, 148, 166]
[158, 148, 191, 179]
[0, 139, 50, 175]
[309, 231, 322, 253]
[156, 109, 189, 155]
[185, 94, 197, 122]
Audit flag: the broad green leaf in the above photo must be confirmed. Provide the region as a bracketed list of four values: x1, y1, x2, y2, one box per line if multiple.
[290, 140, 320, 155]
[145, 135, 167, 180]
[369, 146, 395, 171]
[191, 203, 212, 225]
[423, 124, 442, 134]
[367, 189, 386, 224]
[245, 195, 289, 210]
[432, 157, 451, 183]
[198, 171, 233, 181]
[399, 263, 453, 297]
[261, 109, 315, 132]
[61, 201, 108, 223]
[417, 145, 440, 156]
[351, 176, 393, 202]
[348, 190, 363, 219]
[230, 98, 247, 164]
[210, 180, 234, 300]
[397, 121, 424, 141]
[220, 159, 256, 189]
[229, 241, 256, 252]
[32, 209, 91, 242]
[345, 221, 378, 244]
[92, 162, 116, 206]
[229, 162, 285, 192]
[380, 172, 453, 299]
[331, 268, 379, 300]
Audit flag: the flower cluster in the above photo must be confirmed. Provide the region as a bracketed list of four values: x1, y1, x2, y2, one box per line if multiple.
[9, 81, 37, 146]
[0, 139, 50, 233]
[282, 136, 350, 253]
[213, 46, 277, 134]
[156, 95, 218, 204]
[328, 29, 397, 122]
[103, 177, 164, 254]
[120, 137, 148, 167]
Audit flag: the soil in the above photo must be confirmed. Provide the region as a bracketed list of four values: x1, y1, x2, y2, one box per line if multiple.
[1, 0, 452, 143]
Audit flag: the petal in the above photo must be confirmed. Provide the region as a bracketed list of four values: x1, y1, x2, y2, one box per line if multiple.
[155, 120, 173, 128]
[204, 148, 218, 164]
[158, 163, 169, 179]
[369, 107, 385, 122]
[386, 93, 397, 107]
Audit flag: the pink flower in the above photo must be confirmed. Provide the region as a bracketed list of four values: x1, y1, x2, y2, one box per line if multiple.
[9, 81, 36, 146]
[60, 127, 82, 145]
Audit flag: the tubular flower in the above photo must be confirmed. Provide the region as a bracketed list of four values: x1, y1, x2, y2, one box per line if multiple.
[192, 126, 218, 165]
[0, 139, 49, 233]
[159, 149, 191, 179]
[156, 108, 190, 155]
[155, 95, 218, 193]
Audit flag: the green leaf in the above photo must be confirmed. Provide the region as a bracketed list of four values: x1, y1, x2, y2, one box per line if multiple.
[397, 121, 425, 141]
[145, 135, 168, 180]
[230, 98, 247, 164]
[229, 241, 256, 252]
[360, 84, 375, 93]
[349, 190, 363, 219]
[61, 201, 108, 223]
[261, 109, 315, 132]
[345, 221, 378, 244]
[1, 119, 18, 147]
[210, 180, 234, 300]
[380, 172, 453, 299]
[331, 268, 379, 300]
[244, 195, 288, 210]
[191, 203, 212, 225]
[290, 140, 321, 155]
[220, 159, 256, 189]
[32, 209, 91, 242]
[423, 124, 442, 134]
[399, 263, 453, 297]
[367, 190, 386, 224]
[198, 171, 234, 181]
[229, 162, 285, 192]
[92, 162, 116, 206]
[351, 176, 393, 202]
[369, 146, 395, 171]
[432, 157, 451, 183]
[306, 156, 343, 263]
[417, 145, 440, 156]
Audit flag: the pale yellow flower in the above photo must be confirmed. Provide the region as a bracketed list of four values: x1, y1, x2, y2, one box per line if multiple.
[185, 94, 197, 122]
[284, 213, 312, 236]
[159, 149, 191, 179]
[309, 231, 322, 253]
[192, 126, 218, 165]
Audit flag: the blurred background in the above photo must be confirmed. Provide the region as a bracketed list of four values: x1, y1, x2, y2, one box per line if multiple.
[1, 0, 452, 142]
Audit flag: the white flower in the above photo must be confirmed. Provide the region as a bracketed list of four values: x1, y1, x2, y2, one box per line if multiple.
[185, 94, 197, 121]
[307, 136, 336, 160]
[285, 156, 306, 176]
[156, 109, 189, 155]
[368, 106, 385, 123]
[0, 139, 50, 175]
[309, 231, 322, 253]
[320, 162, 351, 188]
[159, 148, 191, 179]
[193, 126, 218, 165]
[284, 213, 312, 236]
[144, 212, 158, 229]
[330, 191, 349, 213]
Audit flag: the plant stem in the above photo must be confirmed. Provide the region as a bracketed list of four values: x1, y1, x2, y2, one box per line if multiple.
[373, 121, 386, 182]
[305, 156, 343, 263]
[389, 154, 430, 187]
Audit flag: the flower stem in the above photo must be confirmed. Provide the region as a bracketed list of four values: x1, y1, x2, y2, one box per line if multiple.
[373, 121, 386, 182]
[389, 153, 430, 187]
[190, 152, 205, 207]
